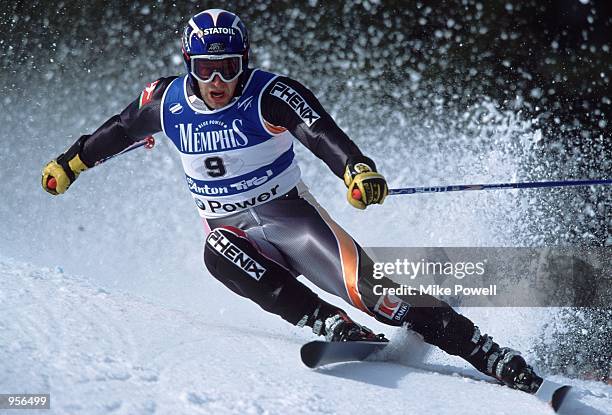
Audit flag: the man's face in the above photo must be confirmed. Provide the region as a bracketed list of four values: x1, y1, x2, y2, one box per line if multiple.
[198, 75, 239, 109]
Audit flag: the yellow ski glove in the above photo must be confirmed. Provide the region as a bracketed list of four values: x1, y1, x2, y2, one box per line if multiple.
[42, 140, 89, 195]
[343, 157, 388, 210]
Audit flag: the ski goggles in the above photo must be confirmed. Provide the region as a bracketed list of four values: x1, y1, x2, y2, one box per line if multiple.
[190, 54, 243, 83]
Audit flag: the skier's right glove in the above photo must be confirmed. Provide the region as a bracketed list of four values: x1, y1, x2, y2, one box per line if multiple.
[42, 138, 90, 195]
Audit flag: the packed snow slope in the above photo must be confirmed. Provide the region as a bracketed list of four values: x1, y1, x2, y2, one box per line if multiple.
[1, 258, 610, 415]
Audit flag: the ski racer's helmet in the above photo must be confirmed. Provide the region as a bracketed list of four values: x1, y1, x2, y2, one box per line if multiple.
[181, 9, 250, 87]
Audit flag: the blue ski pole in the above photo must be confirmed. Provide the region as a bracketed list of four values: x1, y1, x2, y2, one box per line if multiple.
[388, 179, 612, 196]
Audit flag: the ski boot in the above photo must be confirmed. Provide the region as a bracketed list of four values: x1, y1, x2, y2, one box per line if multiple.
[494, 350, 543, 393]
[320, 312, 387, 342]
[466, 327, 543, 393]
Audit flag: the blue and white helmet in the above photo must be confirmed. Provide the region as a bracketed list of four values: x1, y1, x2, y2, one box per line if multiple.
[181, 9, 250, 82]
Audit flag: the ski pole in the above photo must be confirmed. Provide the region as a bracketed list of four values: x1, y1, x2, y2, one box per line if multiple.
[387, 179, 612, 196]
[47, 135, 155, 191]
[93, 135, 155, 166]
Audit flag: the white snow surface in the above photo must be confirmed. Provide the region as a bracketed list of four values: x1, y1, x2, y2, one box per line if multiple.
[1, 258, 610, 415]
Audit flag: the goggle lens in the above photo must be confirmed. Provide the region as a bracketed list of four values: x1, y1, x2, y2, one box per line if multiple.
[191, 56, 242, 83]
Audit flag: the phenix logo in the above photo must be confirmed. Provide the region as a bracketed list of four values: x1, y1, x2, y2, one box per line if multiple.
[207, 229, 266, 280]
[270, 82, 320, 127]
[178, 119, 248, 153]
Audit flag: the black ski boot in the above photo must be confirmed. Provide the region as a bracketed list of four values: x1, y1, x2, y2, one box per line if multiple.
[466, 327, 543, 393]
[322, 312, 387, 342]
[311, 311, 387, 342]
[493, 350, 543, 393]
[297, 302, 387, 342]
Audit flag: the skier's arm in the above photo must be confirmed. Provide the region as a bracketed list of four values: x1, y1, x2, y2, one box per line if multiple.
[261, 76, 364, 178]
[261, 76, 387, 209]
[42, 77, 175, 195]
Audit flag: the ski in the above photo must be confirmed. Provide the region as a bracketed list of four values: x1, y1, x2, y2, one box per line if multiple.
[300, 340, 388, 369]
[301, 341, 575, 413]
[534, 380, 574, 414]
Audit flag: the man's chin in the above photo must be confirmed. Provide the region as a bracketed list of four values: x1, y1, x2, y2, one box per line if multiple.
[204, 98, 230, 109]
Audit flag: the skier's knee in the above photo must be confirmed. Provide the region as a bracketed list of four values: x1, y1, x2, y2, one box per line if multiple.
[203, 226, 319, 323]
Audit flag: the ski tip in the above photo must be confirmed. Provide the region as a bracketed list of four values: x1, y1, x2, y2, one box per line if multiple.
[300, 340, 389, 369]
[551, 385, 572, 412]
[300, 341, 325, 369]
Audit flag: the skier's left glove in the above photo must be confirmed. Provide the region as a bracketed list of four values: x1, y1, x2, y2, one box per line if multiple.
[343, 156, 388, 210]
[42, 137, 90, 195]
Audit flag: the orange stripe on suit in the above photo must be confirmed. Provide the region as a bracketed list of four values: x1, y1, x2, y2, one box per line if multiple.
[263, 120, 288, 135]
[315, 209, 373, 315]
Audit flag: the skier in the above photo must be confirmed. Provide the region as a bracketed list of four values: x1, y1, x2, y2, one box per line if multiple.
[42, 9, 542, 393]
